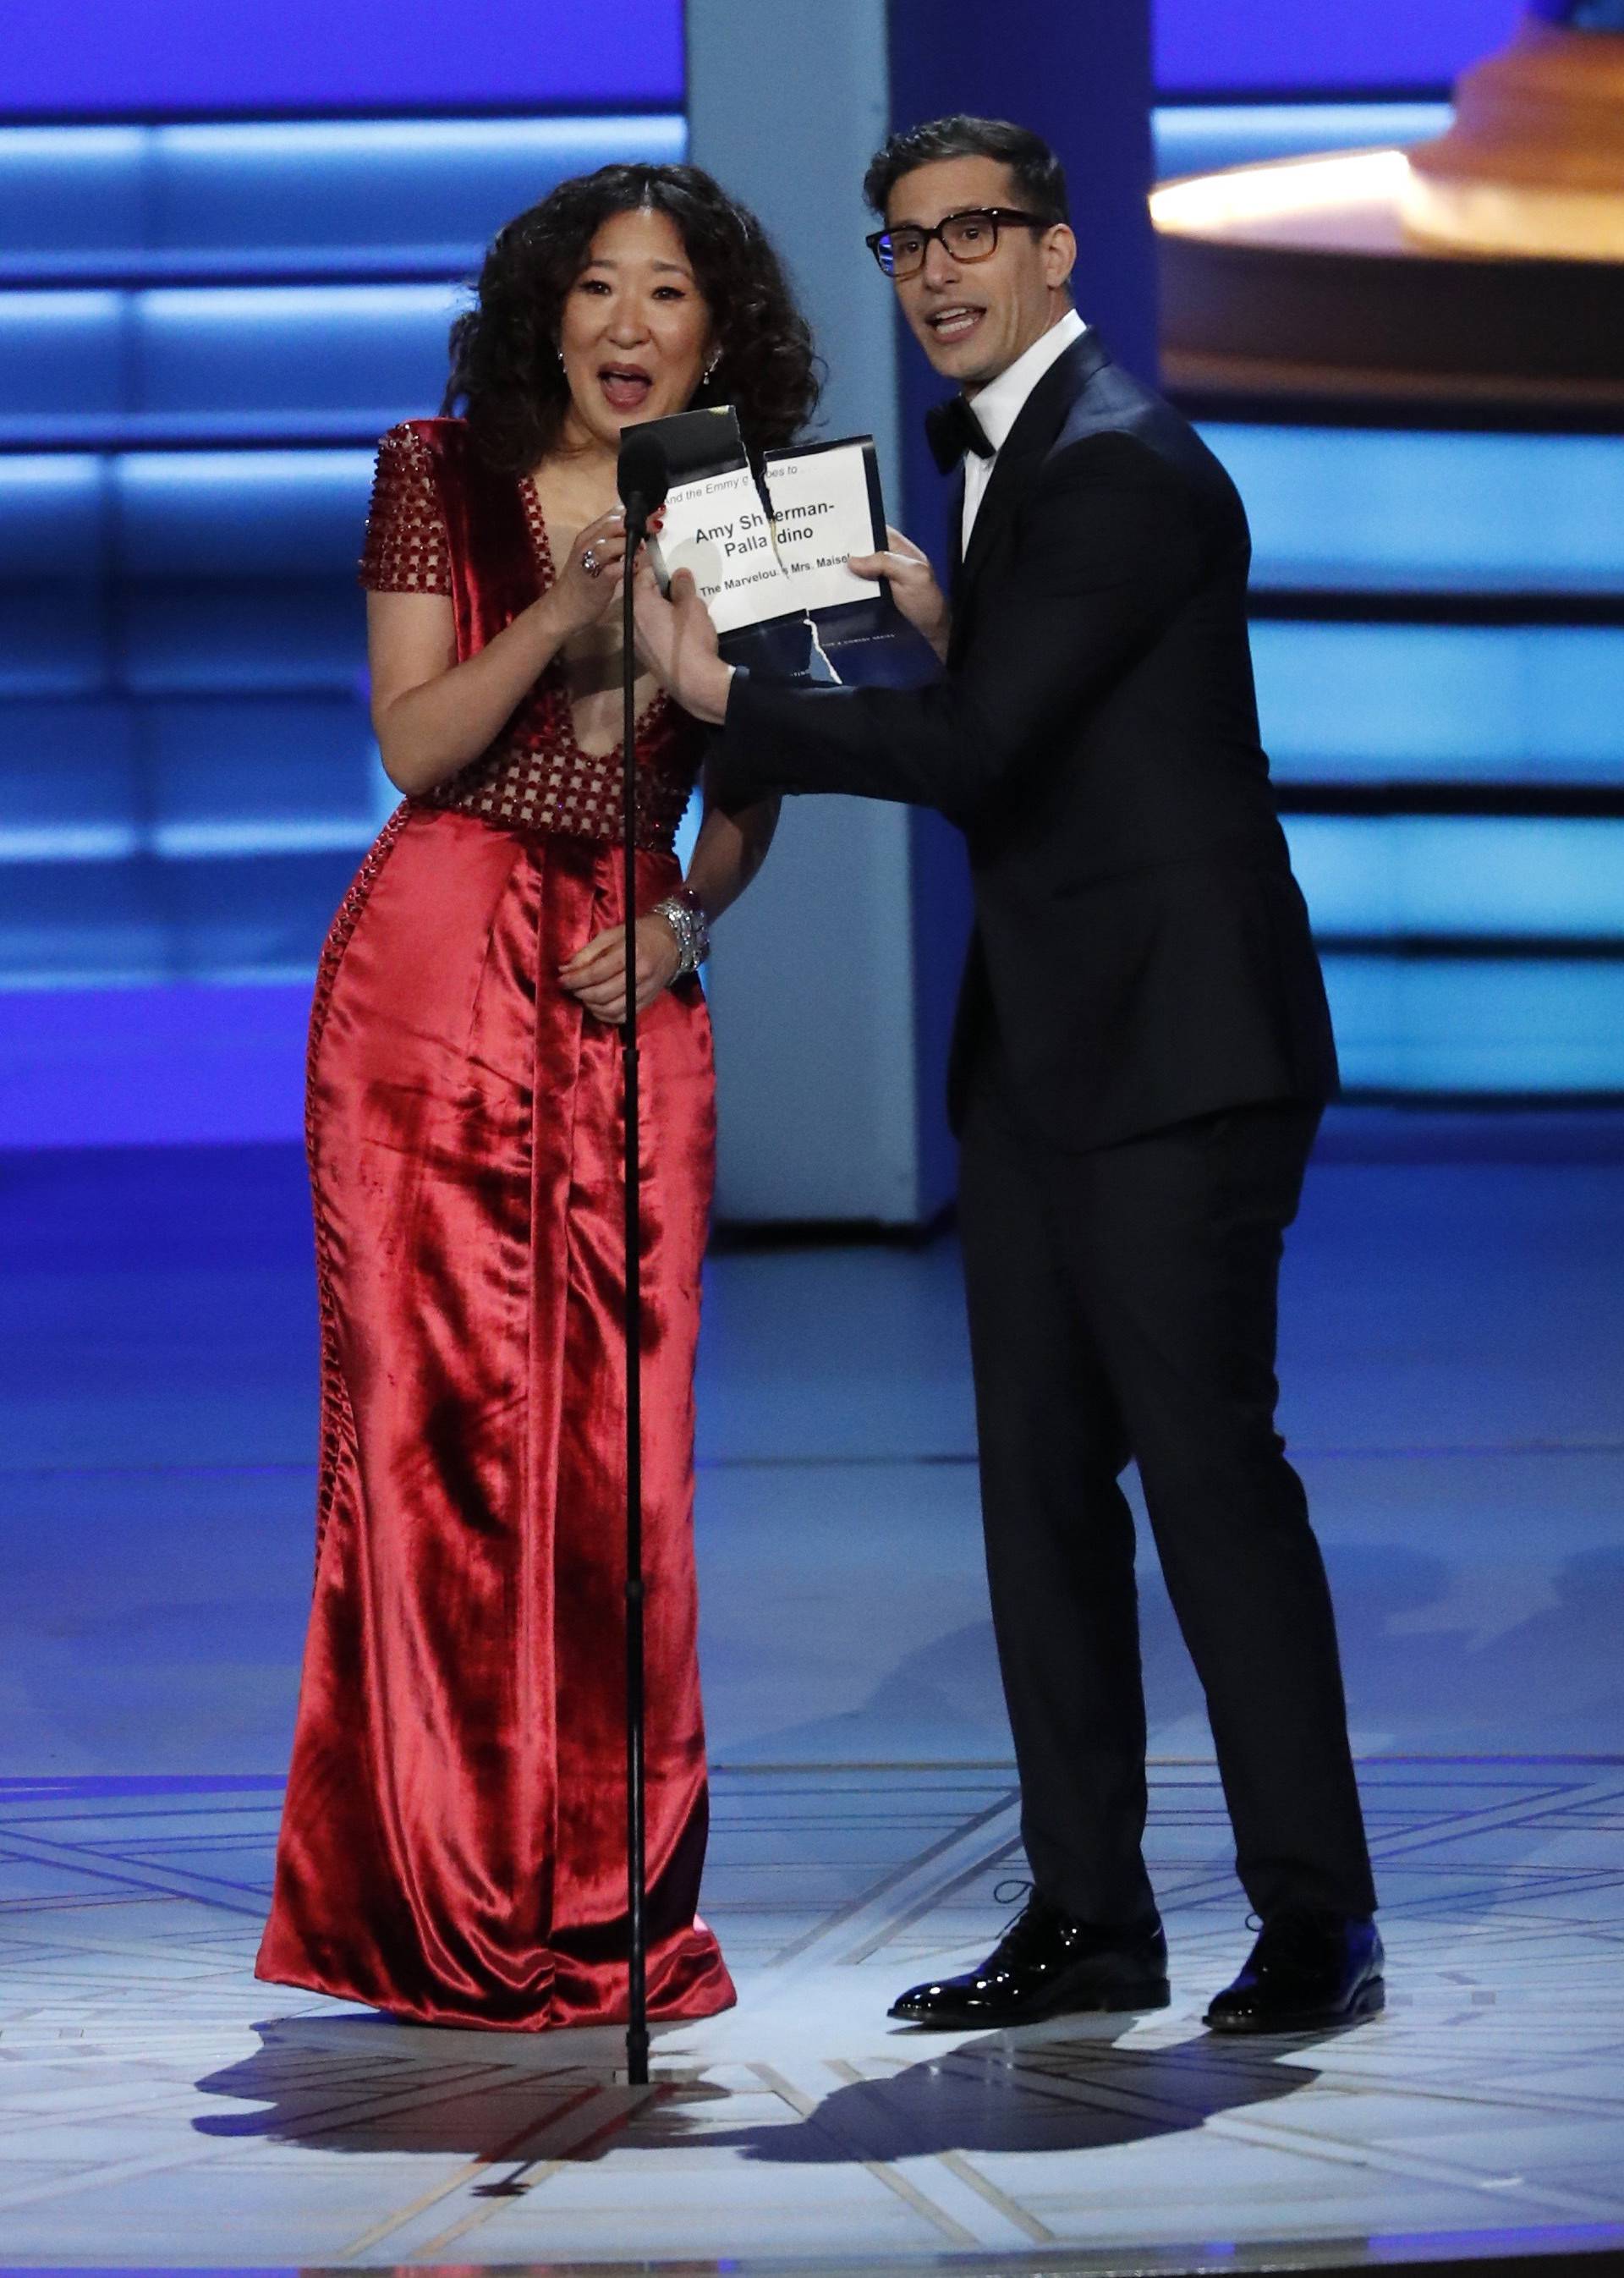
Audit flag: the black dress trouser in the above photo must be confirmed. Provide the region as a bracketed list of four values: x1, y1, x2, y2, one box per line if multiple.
[956, 1070, 1376, 1929]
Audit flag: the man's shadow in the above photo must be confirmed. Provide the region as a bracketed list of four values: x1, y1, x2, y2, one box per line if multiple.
[706, 2017, 1327, 2164]
[194, 2011, 1326, 2164]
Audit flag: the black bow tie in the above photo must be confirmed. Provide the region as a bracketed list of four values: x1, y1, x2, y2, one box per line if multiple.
[925, 394, 993, 476]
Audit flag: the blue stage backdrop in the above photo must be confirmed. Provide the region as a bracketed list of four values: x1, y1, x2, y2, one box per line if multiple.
[3, 0, 683, 115]
[1155, 0, 1519, 93]
[3, 0, 1622, 1152]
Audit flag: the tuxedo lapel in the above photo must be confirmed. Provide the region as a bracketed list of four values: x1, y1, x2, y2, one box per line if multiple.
[947, 469, 967, 601]
[956, 329, 1113, 606]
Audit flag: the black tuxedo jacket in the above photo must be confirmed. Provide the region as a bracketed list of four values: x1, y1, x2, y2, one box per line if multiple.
[714, 332, 1338, 1150]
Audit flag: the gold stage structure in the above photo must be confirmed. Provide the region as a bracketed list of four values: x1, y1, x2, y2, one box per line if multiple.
[1153, 7, 1624, 416]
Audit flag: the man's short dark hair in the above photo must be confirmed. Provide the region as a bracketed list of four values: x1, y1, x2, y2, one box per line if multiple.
[863, 115, 1069, 225]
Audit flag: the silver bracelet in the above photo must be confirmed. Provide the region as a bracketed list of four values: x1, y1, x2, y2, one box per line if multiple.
[652, 889, 710, 978]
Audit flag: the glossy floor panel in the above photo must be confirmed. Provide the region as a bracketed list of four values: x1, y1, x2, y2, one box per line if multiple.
[2, 1760, 1623, 2267]
[0, 1113, 1621, 2270]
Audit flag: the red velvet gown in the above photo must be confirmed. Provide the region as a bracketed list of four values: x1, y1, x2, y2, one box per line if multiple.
[255, 420, 736, 2030]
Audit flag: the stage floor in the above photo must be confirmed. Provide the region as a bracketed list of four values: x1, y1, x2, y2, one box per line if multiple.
[1, 1112, 1622, 2272]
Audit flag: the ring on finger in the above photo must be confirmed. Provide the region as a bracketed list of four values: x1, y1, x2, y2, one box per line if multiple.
[581, 546, 602, 579]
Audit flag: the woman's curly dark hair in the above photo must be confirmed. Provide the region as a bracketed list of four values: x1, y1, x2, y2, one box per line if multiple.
[443, 163, 819, 472]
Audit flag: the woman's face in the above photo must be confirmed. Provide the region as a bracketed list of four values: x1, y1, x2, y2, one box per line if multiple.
[557, 205, 716, 453]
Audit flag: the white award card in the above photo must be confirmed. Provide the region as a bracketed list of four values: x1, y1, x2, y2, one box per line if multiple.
[648, 463, 798, 634]
[760, 440, 885, 616]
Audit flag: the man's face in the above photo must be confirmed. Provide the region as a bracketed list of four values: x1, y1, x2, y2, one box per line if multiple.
[883, 156, 1076, 393]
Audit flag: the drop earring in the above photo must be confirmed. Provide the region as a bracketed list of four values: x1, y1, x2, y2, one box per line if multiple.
[704, 352, 721, 382]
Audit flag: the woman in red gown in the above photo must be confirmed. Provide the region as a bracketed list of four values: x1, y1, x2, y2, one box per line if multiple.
[255, 166, 815, 2030]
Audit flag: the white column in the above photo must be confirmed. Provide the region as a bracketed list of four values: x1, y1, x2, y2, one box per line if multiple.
[686, 0, 951, 1225]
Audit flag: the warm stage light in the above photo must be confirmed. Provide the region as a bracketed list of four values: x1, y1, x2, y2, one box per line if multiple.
[1151, 149, 1411, 241]
[1151, 15, 1624, 264]
[1403, 169, 1624, 255]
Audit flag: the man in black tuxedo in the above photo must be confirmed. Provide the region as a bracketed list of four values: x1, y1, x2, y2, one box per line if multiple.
[635, 115, 1380, 2034]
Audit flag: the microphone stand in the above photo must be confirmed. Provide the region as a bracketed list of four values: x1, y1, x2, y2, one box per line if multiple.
[619, 494, 651, 2089]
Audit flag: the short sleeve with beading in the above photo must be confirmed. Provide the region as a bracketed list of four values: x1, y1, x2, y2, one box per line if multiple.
[359, 423, 454, 596]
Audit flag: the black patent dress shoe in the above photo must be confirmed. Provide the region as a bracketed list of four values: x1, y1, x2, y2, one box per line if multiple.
[1204, 1912, 1385, 2034]
[889, 1897, 1170, 2028]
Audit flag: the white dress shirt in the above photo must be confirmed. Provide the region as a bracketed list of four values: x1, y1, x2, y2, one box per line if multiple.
[961, 305, 1089, 553]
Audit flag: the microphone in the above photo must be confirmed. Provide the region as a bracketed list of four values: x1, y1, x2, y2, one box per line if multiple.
[617, 427, 671, 531]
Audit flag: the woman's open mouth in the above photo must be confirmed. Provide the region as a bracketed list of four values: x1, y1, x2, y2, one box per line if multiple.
[599, 364, 655, 412]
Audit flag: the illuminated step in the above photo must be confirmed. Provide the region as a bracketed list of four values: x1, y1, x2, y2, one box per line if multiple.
[0, 116, 684, 277]
[1154, 102, 1450, 184]
[0, 452, 376, 696]
[1284, 814, 1624, 939]
[0, 697, 389, 863]
[0, 821, 381, 863]
[1325, 953, 1624, 1092]
[1254, 620, 1624, 781]
[0, 284, 465, 421]
[1200, 424, 1624, 592]
[0, 448, 370, 570]
[0, 848, 365, 985]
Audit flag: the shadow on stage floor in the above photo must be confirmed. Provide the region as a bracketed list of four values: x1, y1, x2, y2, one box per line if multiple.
[1, 1107, 1622, 2269]
[194, 2011, 1328, 2162]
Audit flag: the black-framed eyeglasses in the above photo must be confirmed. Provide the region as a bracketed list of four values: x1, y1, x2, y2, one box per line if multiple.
[865, 206, 1049, 280]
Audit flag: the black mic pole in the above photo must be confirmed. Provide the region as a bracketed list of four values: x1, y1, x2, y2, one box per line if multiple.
[615, 430, 668, 2090]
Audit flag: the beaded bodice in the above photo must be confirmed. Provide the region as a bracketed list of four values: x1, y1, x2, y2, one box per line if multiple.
[359, 421, 701, 852]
